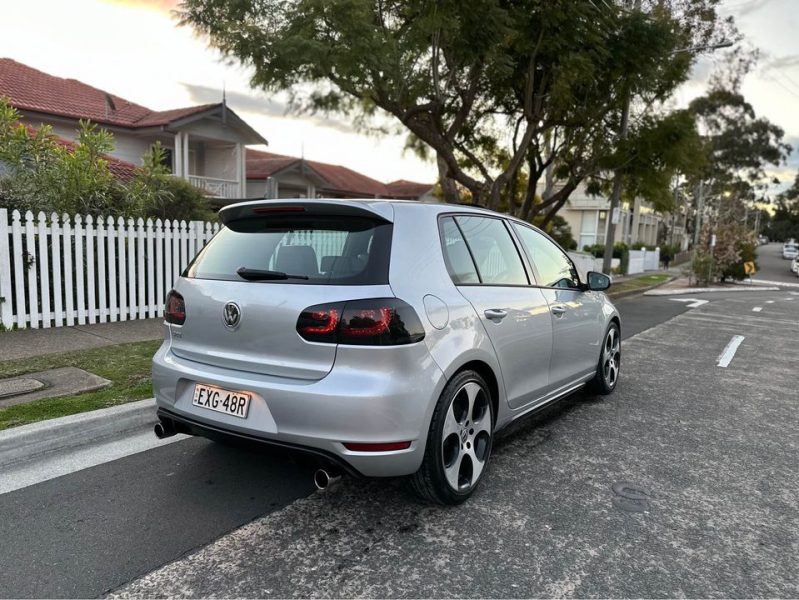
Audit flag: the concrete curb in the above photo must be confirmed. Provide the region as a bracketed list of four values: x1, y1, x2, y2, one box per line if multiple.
[644, 286, 781, 296]
[0, 398, 156, 469]
[606, 276, 677, 300]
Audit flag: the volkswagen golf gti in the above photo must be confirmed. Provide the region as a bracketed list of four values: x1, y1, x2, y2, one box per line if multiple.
[152, 199, 620, 504]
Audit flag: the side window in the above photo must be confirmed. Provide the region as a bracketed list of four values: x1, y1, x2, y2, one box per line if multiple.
[440, 217, 480, 284]
[455, 216, 528, 285]
[512, 223, 580, 289]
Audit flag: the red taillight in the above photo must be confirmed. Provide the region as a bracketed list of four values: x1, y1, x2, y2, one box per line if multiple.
[296, 299, 425, 346]
[341, 307, 393, 337]
[297, 307, 341, 343]
[343, 441, 412, 452]
[165, 290, 185, 325]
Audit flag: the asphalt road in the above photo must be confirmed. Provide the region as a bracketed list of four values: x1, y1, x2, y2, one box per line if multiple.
[1, 261, 796, 597]
[113, 288, 799, 598]
[752, 242, 799, 285]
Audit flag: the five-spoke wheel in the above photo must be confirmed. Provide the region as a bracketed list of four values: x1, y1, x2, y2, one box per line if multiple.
[591, 321, 621, 395]
[411, 370, 494, 504]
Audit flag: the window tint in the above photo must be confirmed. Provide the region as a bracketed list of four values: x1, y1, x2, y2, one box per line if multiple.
[186, 216, 391, 284]
[455, 216, 528, 285]
[512, 223, 580, 288]
[440, 217, 480, 284]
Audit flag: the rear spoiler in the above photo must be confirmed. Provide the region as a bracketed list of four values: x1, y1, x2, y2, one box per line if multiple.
[219, 199, 394, 226]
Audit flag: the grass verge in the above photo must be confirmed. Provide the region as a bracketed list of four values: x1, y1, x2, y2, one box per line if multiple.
[0, 339, 162, 431]
[607, 272, 671, 298]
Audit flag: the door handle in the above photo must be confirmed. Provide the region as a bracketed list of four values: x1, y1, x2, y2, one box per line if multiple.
[484, 308, 508, 321]
[551, 305, 566, 317]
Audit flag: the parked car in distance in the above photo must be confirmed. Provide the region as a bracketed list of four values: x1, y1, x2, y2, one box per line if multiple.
[151, 199, 620, 504]
[783, 243, 799, 260]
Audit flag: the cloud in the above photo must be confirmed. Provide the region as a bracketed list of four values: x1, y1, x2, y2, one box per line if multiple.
[181, 82, 359, 134]
[722, 0, 777, 17]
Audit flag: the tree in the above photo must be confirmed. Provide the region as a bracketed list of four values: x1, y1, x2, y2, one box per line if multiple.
[179, 0, 730, 219]
[688, 49, 792, 217]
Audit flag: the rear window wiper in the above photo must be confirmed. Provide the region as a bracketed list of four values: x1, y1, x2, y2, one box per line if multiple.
[236, 267, 310, 281]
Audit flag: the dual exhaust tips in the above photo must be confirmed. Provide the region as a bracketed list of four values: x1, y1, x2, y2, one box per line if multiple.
[154, 418, 343, 491]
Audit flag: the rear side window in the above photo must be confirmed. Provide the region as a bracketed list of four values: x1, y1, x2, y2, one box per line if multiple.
[452, 216, 528, 285]
[186, 216, 391, 284]
[440, 218, 480, 284]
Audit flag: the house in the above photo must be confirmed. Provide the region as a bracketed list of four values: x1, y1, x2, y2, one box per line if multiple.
[0, 58, 266, 199]
[553, 184, 664, 250]
[245, 149, 436, 201]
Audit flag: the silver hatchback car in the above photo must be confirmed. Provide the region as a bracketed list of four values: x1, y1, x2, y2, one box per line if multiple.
[152, 199, 620, 504]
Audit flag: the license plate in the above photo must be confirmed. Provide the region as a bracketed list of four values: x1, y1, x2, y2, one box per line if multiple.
[192, 383, 251, 419]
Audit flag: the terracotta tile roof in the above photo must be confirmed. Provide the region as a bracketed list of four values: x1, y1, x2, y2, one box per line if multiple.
[0, 58, 217, 130]
[246, 149, 433, 199]
[386, 179, 434, 199]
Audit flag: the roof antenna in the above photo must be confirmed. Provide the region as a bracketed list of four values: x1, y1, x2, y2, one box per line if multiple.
[221, 80, 227, 123]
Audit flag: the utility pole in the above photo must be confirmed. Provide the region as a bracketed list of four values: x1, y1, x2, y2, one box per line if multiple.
[602, 0, 642, 274]
[693, 180, 704, 247]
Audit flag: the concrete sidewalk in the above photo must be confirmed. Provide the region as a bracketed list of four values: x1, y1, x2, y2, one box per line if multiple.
[0, 319, 164, 362]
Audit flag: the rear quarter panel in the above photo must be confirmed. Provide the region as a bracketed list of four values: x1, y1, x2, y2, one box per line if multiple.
[388, 204, 510, 424]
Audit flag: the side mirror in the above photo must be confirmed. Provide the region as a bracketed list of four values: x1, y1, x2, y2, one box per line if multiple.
[587, 271, 611, 291]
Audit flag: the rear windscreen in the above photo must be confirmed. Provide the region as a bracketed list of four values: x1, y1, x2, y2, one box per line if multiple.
[186, 216, 392, 284]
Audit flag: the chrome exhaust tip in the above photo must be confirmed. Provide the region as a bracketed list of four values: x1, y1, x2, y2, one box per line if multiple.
[154, 419, 176, 439]
[313, 468, 341, 491]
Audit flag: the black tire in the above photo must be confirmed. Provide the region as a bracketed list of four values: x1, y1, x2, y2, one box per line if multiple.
[410, 370, 494, 505]
[590, 321, 621, 395]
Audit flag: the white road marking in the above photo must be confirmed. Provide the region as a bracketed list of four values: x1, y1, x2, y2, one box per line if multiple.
[766, 300, 775, 304]
[0, 429, 187, 496]
[669, 298, 709, 308]
[752, 307, 763, 312]
[717, 335, 745, 368]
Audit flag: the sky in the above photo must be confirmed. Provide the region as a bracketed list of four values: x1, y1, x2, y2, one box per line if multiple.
[1, 0, 798, 193]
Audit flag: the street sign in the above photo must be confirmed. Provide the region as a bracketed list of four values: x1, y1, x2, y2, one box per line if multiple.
[710, 234, 716, 247]
[744, 261, 756, 275]
[611, 207, 620, 225]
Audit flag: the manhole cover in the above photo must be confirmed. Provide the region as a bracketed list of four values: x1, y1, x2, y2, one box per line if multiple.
[0, 377, 45, 399]
[612, 481, 651, 500]
[611, 481, 652, 513]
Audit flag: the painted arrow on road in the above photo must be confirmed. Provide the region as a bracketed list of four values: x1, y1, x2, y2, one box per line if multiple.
[669, 298, 709, 308]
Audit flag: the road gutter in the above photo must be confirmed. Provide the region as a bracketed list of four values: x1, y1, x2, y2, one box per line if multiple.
[0, 398, 157, 471]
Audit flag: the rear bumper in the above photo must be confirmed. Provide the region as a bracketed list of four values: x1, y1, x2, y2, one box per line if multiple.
[156, 406, 363, 477]
[152, 340, 446, 477]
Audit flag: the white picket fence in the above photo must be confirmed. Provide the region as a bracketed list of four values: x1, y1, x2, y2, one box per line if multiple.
[0, 208, 220, 330]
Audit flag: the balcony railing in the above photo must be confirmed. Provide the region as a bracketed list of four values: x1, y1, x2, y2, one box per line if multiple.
[186, 175, 240, 199]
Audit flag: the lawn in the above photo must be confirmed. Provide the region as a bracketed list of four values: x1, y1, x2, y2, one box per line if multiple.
[606, 272, 671, 297]
[0, 339, 162, 430]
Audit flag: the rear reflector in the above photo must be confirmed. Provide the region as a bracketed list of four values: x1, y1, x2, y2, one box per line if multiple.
[343, 441, 412, 452]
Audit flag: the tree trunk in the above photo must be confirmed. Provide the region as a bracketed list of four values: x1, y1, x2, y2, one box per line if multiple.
[436, 154, 460, 203]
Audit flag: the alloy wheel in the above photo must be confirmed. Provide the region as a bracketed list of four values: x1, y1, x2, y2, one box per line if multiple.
[440, 381, 491, 492]
[602, 327, 621, 388]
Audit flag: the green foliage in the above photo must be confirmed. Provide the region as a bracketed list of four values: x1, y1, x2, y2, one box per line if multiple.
[179, 0, 730, 219]
[532, 213, 576, 250]
[128, 142, 215, 222]
[0, 98, 214, 222]
[584, 241, 630, 274]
